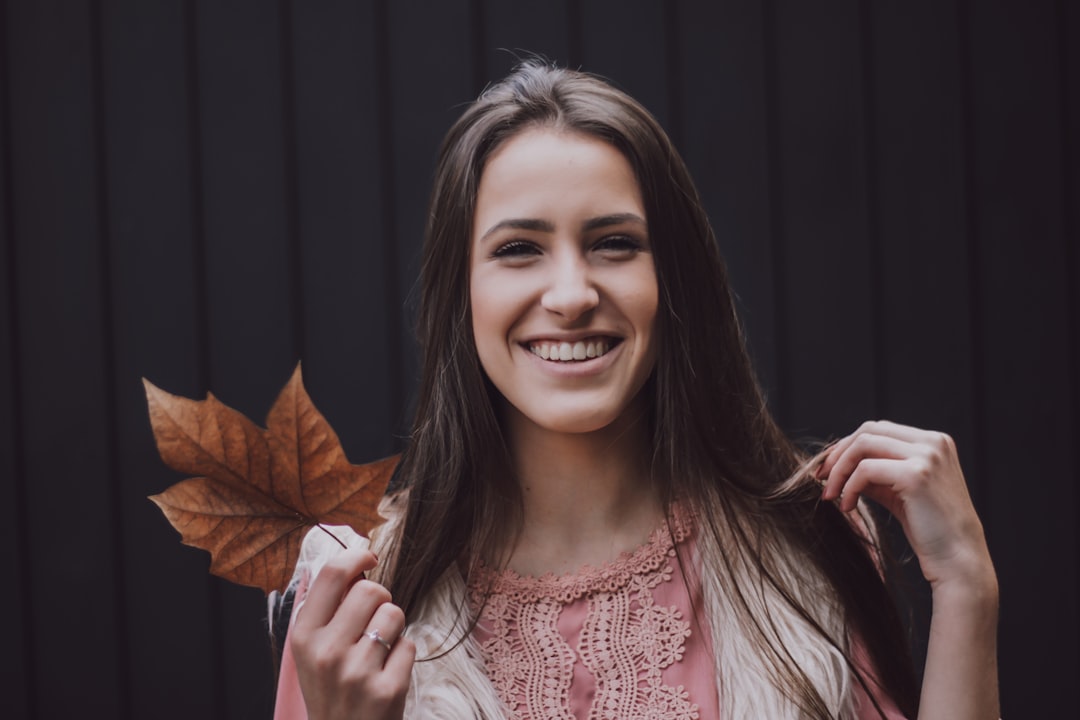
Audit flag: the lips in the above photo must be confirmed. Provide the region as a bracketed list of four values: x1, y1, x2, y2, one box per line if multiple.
[525, 336, 621, 362]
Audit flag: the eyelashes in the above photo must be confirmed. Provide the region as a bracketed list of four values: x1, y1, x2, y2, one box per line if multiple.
[490, 235, 646, 260]
[492, 240, 541, 259]
[592, 235, 643, 253]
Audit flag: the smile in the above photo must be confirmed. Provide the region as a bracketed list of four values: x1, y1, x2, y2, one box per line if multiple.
[526, 337, 620, 363]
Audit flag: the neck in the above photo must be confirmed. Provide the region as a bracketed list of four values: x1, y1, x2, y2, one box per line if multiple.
[502, 402, 662, 576]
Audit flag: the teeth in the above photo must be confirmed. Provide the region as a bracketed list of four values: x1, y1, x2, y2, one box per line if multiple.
[528, 338, 614, 363]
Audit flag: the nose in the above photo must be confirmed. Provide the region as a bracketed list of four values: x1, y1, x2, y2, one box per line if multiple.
[540, 253, 599, 321]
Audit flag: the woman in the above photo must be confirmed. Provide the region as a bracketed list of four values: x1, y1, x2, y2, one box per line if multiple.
[273, 61, 999, 719]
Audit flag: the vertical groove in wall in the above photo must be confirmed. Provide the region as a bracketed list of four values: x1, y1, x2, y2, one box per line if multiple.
[1054, 0, 1080, 633]
[184, 0, 210, 392]
[279, 0, 304, 366]
[761, 0, 789, 426]
[88, 2, 130, 716]
[182, 2, 224, 717]
[0, 0, 38, 714]
[566, 0, 582, 69]
[662, 0, 683, 148]
[373, 0, 403, 442]
[278, 0, 304, 367]
[857, 0, 886, 418]
[955, 0, 988, 508]
[470, 0, 488, 95]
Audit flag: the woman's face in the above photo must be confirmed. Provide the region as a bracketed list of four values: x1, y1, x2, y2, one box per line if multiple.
[469, 128, 658, 435]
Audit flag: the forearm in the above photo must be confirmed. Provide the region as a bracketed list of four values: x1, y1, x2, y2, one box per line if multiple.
[918, 561, 1000, 719]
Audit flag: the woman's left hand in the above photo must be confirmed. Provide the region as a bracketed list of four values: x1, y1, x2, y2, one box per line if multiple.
[816, 420, 994, 591]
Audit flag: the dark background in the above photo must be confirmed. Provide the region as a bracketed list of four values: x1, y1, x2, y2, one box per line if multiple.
[1, 0, 1076, 717]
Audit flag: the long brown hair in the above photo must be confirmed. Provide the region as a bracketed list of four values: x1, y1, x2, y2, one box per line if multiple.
[384, 60, 918, 717]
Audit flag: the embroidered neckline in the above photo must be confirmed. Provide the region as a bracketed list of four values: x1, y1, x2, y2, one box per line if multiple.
[468, 504, 701, 720]
[470, 506, 693, 605]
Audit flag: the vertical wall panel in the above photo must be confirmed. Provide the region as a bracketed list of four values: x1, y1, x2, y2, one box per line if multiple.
[386, 0, 477, 415]
[865, 0, 974, 673]
[1064, 0, 1080, 667]
[577, 0, 669, 130]
[966, 1, 1077, 714]
[0, 0, 31, 713]
[1062, 2, 1080, 677]
[194, 0, 299, 715]
[770, 0, 875, 435]
[100, 2, 220, 718]
[678, 0, 779, 394]
[6, 0, 122, 715]
[291, 0, 396, 463]
[868, 1, 975, 490]
[195, 0, 298, 402]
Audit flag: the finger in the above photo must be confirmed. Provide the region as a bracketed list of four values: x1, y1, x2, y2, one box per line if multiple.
[351, 636, 416, 713]
[320, 578, 392, 647]
[382, 635, 417, 684]
[822, 433, 913, 501]
[355, 602, 407, 663]
[808, 443, 838, 480]
[817, 431, 864, 478]
[834, 457, 908, 513]
[295, 548, 378, 630]
[818, 420, 943, 478]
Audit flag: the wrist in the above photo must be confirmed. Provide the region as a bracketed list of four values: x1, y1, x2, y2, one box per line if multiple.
[925, 518, 997, 593]
[930, 552, 999, 613]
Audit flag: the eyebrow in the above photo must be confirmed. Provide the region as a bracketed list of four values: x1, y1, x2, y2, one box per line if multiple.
[478, 218, 555, 242]
[582, 213, 647, 232]
[478, 213, 647, 242]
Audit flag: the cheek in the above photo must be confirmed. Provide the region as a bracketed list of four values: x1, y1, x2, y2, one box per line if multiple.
[630, 276, 660, 372]
[469, 271, 519, 368]
[628, 273, 660, 337]
[470, 273, 499, 338]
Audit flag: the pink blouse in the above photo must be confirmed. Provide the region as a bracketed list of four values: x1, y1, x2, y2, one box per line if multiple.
[467, 511, 716, 719]
[274, 517, 907, 719]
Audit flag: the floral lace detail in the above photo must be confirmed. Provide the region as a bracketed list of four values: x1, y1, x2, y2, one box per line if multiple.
[481, 592, 576, 719]
[469, 509, 699, 720]
[579, 572, 697, 720]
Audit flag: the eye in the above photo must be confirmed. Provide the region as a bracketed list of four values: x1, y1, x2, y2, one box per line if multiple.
[492, 240, 541, 260]
[592, 234, 644, 255]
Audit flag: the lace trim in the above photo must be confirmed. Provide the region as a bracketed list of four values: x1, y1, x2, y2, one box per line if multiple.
[469, 507, 700, 720]
[470, 507, 693, 605]
[579, 571, 698, 720]
[481, 592, 576, 719]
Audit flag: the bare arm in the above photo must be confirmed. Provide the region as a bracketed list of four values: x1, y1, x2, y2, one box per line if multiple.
[921, 568, 999, 718]
[819, 421, 1000, 719]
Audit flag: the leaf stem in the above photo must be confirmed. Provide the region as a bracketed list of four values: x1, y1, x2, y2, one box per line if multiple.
[315, 524, 348, 549]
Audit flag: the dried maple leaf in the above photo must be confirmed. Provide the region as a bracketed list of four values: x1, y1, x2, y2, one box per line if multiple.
[146, 364, 398, 594]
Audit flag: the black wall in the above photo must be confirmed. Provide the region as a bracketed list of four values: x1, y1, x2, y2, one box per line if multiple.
[1, 1, 1076, 718]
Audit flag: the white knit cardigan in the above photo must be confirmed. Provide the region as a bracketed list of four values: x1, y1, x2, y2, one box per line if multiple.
[287, 502, 868, 719]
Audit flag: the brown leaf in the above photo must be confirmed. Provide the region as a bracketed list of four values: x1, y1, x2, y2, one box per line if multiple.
[146, 364, 398, 594]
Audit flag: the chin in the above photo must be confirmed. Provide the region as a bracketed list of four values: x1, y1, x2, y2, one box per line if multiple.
[528, 402, 639, 436]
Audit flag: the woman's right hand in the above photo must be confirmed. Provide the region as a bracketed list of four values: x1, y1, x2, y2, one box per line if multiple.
[289, 548, 416, 720]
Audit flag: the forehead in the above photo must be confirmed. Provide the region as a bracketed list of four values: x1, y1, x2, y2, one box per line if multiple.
[473, 128, 644, 233]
